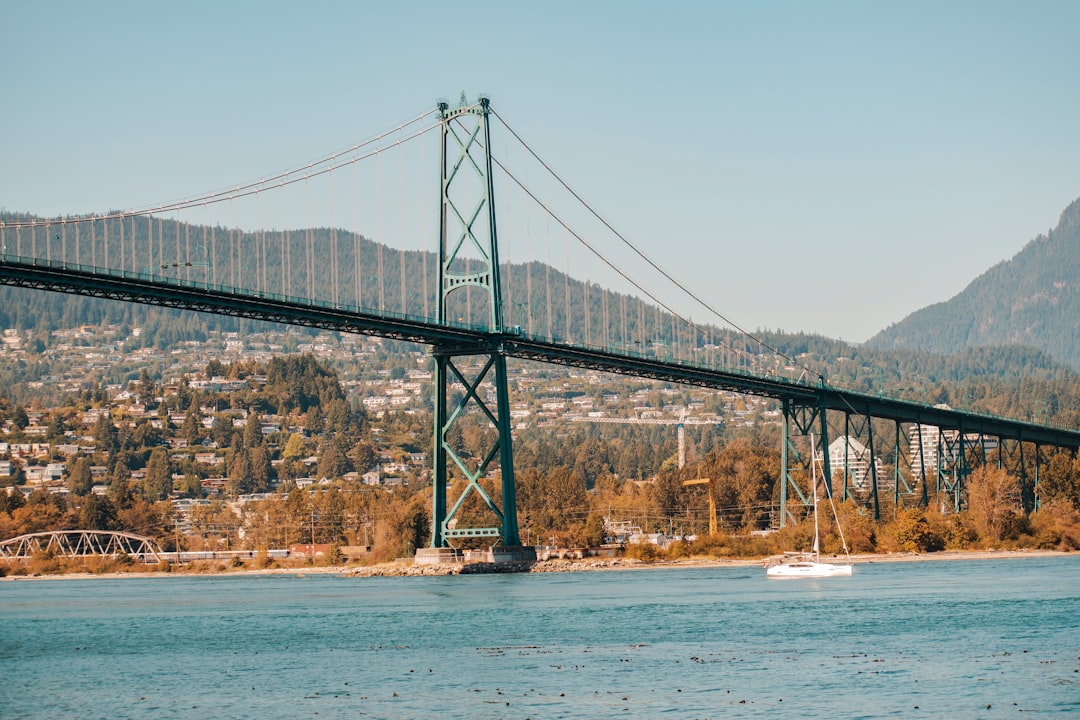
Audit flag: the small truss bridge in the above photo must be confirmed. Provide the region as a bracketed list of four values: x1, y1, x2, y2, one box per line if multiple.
[0, 530, 164, 563]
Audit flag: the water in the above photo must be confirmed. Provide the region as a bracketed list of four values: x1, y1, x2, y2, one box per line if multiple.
[2, 557, 1078, 719]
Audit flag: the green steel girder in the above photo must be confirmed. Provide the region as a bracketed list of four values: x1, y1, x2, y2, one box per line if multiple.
[0, 256, 477, 346]
[996, 438, 1034, 513]
[430, 95, 520, 548]
[6, 255, 1080, 456]
[892, 421, 921, 508]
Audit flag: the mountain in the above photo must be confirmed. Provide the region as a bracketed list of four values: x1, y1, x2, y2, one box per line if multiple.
[3, 209, 1078, 399]
[865, 195, 1080, 368]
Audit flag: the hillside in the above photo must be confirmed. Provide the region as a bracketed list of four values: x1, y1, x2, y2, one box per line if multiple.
[3, 210, 1079, 403]
[866, 196, 1080, 368]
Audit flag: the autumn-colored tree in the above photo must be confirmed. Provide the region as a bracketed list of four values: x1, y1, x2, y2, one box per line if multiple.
[965, 466, 1021, 543]
[189, 500, 238, 549]
[881, 508, 945, 553]
[704, 439, 780, 530]
[10, 491, 73, 535]
[1039, 452, 1080, 509]
[312, 488, 347, 544]
[281, 432, 306, 460]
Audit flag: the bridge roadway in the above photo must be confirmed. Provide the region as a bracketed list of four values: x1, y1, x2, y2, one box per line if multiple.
[3, 255, 1079, 449]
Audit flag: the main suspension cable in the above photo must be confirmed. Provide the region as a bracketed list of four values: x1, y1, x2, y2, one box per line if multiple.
[3, 108, 441, 229]
[491, 109, 816, 379]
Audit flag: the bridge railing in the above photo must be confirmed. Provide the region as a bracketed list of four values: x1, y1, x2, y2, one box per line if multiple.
[2, 251, 813, 386]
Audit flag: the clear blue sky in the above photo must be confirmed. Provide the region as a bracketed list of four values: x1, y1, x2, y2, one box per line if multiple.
[3, 1, 1078, 343]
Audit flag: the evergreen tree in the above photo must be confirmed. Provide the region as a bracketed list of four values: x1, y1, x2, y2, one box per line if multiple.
[250, 445, 273, 493]
[93, 412, 119, 454]
[66, 456, 94, 496]
[0, 488, 26, 514]
[79, 494, 118, 530]
[108, 465, 134, 509]
[143, 448, 172, 501]
[243, 412, 263, 448]
[227, 438, 254, 495]
[182, 409, 201, 446]
[316, 435, 351, 480]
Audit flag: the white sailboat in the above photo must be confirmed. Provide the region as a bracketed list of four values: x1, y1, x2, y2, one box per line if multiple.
[766, 434, 854, 578]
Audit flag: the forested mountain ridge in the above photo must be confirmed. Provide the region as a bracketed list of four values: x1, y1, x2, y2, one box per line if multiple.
[866, 195, 1080, 368]
[2, 209, 1078, 402]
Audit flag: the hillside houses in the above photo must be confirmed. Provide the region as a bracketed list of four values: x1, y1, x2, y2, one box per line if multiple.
[1, 319, 790, 509]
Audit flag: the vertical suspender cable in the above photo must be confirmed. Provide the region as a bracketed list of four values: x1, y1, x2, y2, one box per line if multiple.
[398, 134, 406, 316]
[545, 218, 552, 340]
[376, 138, 384, 313]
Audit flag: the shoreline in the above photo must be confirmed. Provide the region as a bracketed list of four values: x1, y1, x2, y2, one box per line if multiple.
[2, 548, 1073, 582]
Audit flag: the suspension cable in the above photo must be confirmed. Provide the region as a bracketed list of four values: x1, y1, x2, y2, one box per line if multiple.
[2, 108, 441, 229]
[491, 109, 817, 379]
[492, 156, 766, 372]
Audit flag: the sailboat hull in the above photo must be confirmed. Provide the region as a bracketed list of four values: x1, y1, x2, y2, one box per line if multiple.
[766, 561, 853, 578]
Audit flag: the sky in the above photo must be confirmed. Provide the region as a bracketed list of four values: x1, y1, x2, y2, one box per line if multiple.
[2, 1, 1079, 343]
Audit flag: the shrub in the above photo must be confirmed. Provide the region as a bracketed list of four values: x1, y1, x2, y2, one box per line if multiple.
[688, 533, 728, 557]
[723, 534, 773, 558]
[623, 542, 660, 561]
[882, 509, 945, 553]
[665, 540, 691, 560]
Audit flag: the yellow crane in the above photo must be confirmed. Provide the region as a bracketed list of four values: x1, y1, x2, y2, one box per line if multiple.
[682, 477, 717, 535]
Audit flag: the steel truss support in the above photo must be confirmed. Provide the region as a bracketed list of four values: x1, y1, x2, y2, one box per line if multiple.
[783, 402, 940, 525]
[429, 95, 521, 549]
[779, 399, 831, 527]
[909, 423, 931, 509]
[936, 425, 964, 512]
[1034, 444, 1049, 512]
[839, 410, 882, 520]
[891, 421, 920, 511]
[996, 438, 1035, 514]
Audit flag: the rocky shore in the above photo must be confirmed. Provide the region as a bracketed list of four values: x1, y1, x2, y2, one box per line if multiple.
[342, 557, 643, 577]
[3, 549, 1070, 582]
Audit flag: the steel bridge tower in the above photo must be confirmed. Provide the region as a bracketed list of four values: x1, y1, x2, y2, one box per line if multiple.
[418, 94, 533, 564]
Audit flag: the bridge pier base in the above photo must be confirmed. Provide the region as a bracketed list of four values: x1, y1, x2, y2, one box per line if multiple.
[414, 545, 537, 565]
[414, 547, 463, 565]
[489, 545, 537, 564]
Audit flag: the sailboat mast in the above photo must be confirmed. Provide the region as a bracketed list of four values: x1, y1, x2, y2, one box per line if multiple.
[811, 433, 820, 562]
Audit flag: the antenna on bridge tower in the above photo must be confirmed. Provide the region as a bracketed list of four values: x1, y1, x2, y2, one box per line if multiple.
[421, 94, 531, 564]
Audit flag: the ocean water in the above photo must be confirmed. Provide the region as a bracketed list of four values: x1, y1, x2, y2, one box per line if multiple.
[1, 556, 1078, 719]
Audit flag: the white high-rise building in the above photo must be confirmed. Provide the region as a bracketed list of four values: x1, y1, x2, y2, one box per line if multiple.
[907, 423, 999, 479]
[827, 436, 884, 490]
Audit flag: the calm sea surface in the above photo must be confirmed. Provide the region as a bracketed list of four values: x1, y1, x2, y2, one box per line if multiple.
[2, 556, 1078, 719]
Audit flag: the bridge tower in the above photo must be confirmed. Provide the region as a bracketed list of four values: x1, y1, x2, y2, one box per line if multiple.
[420, 94, 533, 563]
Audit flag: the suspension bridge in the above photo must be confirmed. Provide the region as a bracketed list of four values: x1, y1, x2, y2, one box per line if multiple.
[2, 94, 1079, 559]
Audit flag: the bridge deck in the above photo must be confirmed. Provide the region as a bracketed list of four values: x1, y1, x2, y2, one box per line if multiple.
[3, 255, 1079, 449]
